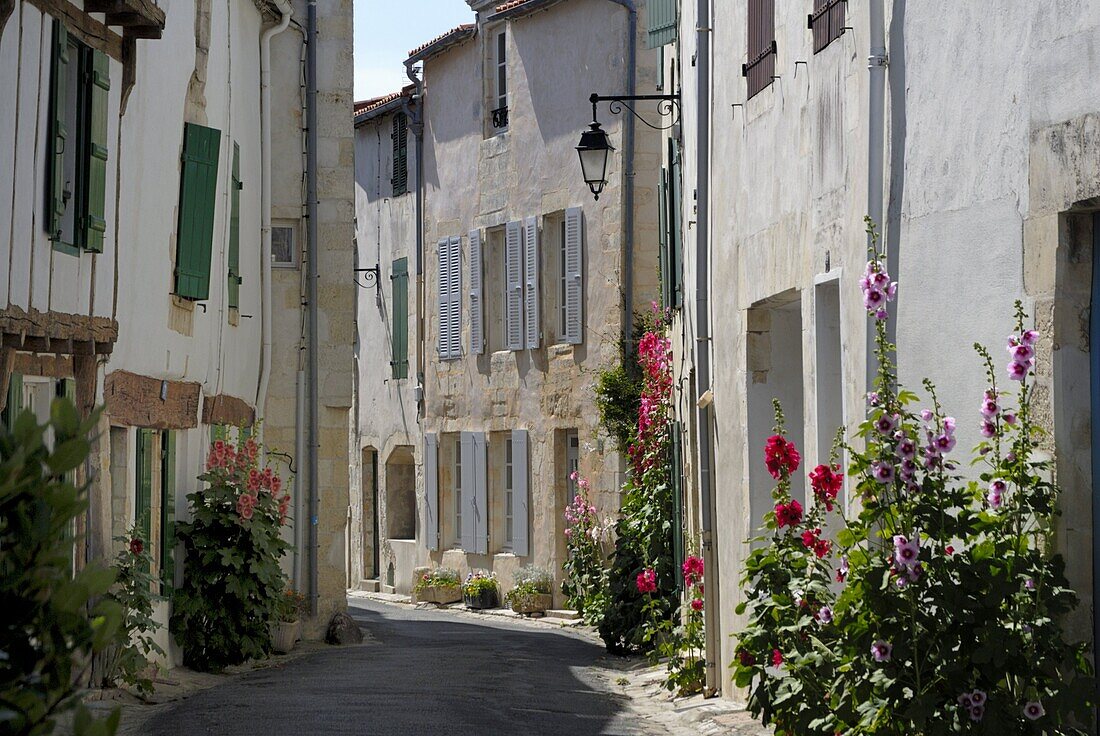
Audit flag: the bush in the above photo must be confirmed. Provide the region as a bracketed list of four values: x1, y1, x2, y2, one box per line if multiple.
[594, 364, 641, 453]
[170, 435, 291, 672]
[414, 567, 460, 593]
[0, 400, 123, 736]
[102, 529, 165, 695]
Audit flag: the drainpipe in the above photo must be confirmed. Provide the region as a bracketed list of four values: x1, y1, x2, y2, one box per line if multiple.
[866, 0, 888, 389]
[603, 0, 637, 352]
[305, 0, 320, 617]
[256, 0, 293, 421]
[403, 59, 425, 417]
[694, 0, 719, 698]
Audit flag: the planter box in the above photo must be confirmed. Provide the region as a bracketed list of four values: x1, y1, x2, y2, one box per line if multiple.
[421, 584, 462, 604]
[463, 588, 499, 610]
[272, 620, 300, 654]
[510, 592, 552, 615]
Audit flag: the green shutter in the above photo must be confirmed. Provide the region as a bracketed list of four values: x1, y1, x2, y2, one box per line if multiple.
[646, 0, 677, 48]
[658, 167, 670, 309]
[671, 422, 684, 591]
[59, 380, 77, 575]
[83, 50, 109, 253]
[2, 373, 23, 429]
[175, 123, 221, 300]
[391, 257, 409, 379]
[668, 138, 683, 308]
[47, 20, 69, 241]
[228, 142, 241, 309]
[160, 430, 176, 592]
[135, 429, 154, 574]
[392, 113, 408, 196]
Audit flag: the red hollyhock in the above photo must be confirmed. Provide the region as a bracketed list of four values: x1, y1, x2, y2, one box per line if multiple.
[809, 463, 843, 511]
[738, 649, 756, 667]
[774, 499, 803, 528]
[129, 537, 144, 556]
[764, 435, 801, 479]
[771, 649, 784, 667]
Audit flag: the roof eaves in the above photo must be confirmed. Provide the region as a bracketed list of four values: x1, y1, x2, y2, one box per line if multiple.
[406, 23, 477, 64]
[488, 0, 563, 21]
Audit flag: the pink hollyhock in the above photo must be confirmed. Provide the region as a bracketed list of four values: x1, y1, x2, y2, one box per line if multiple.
[764, 435, 801, 479]
[870, 640, 892, 662]
[690, 598, 704, 612]
[1023, 702, 1045, 721]
[771, 649, 783, 667]
[774, 499, 803, 528]
[809, 464, 842, 511]
[682, 555, 704, 585]
[635, 568, 657, 594]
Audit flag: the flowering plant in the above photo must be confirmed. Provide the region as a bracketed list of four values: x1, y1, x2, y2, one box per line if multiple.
[732, 220, 1093, 735]
[561, 471, 611, 621]
[276, 588, 307, 622]
[103, 528, 165, 694]
[413, 567, 461, 594]
[652, 552, 707, 696]
[462, 570, 499, 597]
[170, 433, 291, 672]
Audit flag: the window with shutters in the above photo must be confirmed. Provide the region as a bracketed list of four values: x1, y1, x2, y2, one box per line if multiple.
[46, 19, 110, 256]
[743, 0, 776, 99]
[504, 221, 524, 351]
[809, 0, 846, 53]
[488, 28, 508, 132]
[646, 0, 677, 48]
[391, 113, 409, 196]
[660, 139, 684, 309]
[504, 434, 514, 549]
[486, 227, 507, 353]
[391, 257, 409, 379]
[175, 122, 222, 300]
[436, 236, 462, 361]
[228, 142, 242, 311]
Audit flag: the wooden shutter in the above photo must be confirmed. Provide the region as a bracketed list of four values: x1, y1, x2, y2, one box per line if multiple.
[668, 139, 683, 308]
[646, 0, 677, 48]
[505, 221, 524, 351]
[809, 0, 847, 54]
[47, 20, 69, 241]
[523, 217, 540, 350]
[175, 123, 222, 300]
[436, 238, 450, 358]
[135, 429, 154, 573]
[392, 113, 408, 196]
[83, 50, 110, 253]
[228, 142, 242, 309]
[658, 167, 670, 308]
[424, 434, 439, 551]
[160, 430, 176, 591]
[473, 432, 488, 554]
[511, 429, 529, 556]
[391, 257, 409, 378]
[448, 236, 463, 359]
[563, 207, 584, 344]
[459, 432, 476, 550]
[468, 229, 484, 355]
[743, 0, 776, 99]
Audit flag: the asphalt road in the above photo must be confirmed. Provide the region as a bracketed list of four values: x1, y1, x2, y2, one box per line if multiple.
[139, 599, 646, 736]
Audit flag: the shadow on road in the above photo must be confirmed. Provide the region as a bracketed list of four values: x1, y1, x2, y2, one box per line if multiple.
[140, 599, 637, 736]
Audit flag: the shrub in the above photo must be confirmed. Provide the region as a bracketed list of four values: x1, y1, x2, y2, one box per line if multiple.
[594, 364, 642, 453]
[414, 567, 460, 593]
[170, 435, 291, 672]
[102, 529, 165, 695]
[0, 401, 123, 736]
[462, 571, 499, 596]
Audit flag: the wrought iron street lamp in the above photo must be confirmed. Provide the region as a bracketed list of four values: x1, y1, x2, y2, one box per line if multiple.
[575, 92, 681, 200]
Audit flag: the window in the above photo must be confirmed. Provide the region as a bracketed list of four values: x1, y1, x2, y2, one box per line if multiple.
[809, 0, 846, 53]
[566, 431, 579, 501]
[391, 258, 409, 379]
[454, 437, 463, 548]
[174, 122, 222, 300]
[228, 142, 242, 310]
[272, 224, 296, 267]
[491, 30, 508, 130]
[504, 436, 514, 547]
[47, 19, 110, 255]
[392, 113, 408, 196]
[743, 0, 776, 99]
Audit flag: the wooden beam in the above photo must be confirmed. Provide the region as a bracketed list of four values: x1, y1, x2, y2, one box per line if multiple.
[202, 394, 257, 428]
[23, 0, 123, 60]
[122, 24, 160, 39]
[104, 371, 202, 430]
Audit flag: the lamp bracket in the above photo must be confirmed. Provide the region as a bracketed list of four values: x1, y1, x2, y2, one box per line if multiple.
[589, 93, 682, 131]
[354, 265, 380, 290]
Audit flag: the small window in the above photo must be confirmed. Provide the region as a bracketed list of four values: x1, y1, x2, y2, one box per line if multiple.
[491, 30, 508, 131]
[566, 431, 580, 501]
[391, 113, 408, 196]
[809, 0, 846, 53]
[272, 225, 296, 268]
[454, 437, 463, 549]
[742, 0, 776, 99]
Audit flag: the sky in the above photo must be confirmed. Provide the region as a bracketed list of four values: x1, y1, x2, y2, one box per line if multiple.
[354, 0, 476, 102]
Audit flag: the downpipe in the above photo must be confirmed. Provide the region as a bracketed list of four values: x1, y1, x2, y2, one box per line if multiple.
[866, 0, 888, 389]
[404, 59, 426, 418]
[305, 0, 320, 617]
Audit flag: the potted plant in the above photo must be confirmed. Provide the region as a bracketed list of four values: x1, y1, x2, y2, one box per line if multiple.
[506, 565, 553, 615]
[273, 588, 306, 654]
[462, 571, 500, 610]
[414, 567, 462, 604]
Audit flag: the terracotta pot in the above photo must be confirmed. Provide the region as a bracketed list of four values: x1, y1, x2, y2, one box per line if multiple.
[272, 619, 299, 654]
[463, 588, 500, 610]
[510, 592, 552, 615]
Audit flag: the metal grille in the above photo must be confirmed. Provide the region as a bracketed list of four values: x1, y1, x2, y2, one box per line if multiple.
[809, 0, 846, 53]
[743, 0, 776, 99]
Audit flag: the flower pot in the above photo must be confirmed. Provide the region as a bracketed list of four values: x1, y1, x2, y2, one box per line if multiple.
[272, 620, 299, 654]
[424, 584, 462, 605]
[510, 592, 552, 615]
[463, 588, 499, 610]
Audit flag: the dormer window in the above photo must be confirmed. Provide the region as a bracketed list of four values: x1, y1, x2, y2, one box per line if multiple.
[491, 29, 508, 130]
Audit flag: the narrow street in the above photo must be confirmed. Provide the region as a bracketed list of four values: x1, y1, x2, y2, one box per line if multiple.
[139, 600, 652, 736]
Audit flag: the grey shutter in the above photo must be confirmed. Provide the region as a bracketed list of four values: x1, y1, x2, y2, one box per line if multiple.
[460, 432, 476, 550]
[563, 207, 584, 344]
[473, 432, 488, 554]
[511, 429, 529, 556]
[436, 238, 449, 359]
[448, 236, 463, 359]
[505, 221, 524, 351]
[469, 229, 484, 354]
[524, 217, 540, 349]
[425, 434, 439, 550]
